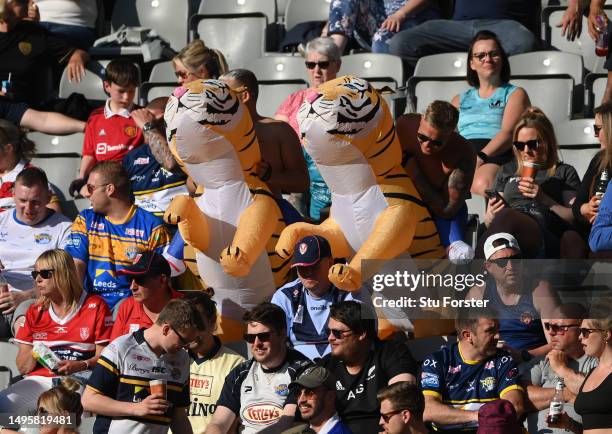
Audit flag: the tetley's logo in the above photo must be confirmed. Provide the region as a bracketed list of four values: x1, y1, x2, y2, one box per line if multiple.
[242, 402, 282, 425]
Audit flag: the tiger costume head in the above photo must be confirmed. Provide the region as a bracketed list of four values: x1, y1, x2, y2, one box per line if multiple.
[164, 79, 262, 188]
[296, 76, 402, 179]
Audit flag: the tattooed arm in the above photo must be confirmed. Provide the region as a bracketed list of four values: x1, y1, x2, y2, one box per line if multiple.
[131, 108, 179, 172]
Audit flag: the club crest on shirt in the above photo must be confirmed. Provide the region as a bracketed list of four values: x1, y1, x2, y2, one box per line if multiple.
[275, 384, 289, 396]
[480, 376, 496, 392]
[520, 312, 534, 325]
[34, 233, 52, 245]
[80, 327, 90, 340]
[299, 243, 307, 255]
[18, 42, 32, 56]
[124, 126, 138, 137]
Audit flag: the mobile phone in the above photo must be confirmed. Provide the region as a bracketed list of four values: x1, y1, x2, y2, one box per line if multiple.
[484, 189, 509, 207]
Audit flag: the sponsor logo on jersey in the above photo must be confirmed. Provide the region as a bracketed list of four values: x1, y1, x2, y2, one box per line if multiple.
[275, 384, 289, 396]
[80, 327, 90, 340]
[96, 143, 128, 155]
[480, 376, 496, 392]
[124, 126, 138, 138]
[132, 354, 151, 362]
[448, 365, 461, 374]
[242, 402, 282, 425]
[191, 375, 213, 397]
[134, 157, 150, 165]
[33, 332, 47, 340]
[125, 228, 145, 237]
[55, 326, 68, 334]
[366, 365, 376, 381]
[88, 303, 97, 309]
[189, 398, 217, 417]
[95, 269, 116, 278]
[34, 233, 52, 245]
[90, 222, 105, 231]
[309, 305, 327, 311]
[421, 372, 439, 389]
[423, 359, 437, 368]
[347, 383, 364, 400]
[129, 323, 140, 333]
[506, 367, 518, 379]
[128, 362, 150, 375]
[99, 129, 106, 136]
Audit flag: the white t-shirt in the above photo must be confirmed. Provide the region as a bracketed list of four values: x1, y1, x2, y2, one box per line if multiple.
[34, 0, 97, 29]
[0, 209, 71, 290]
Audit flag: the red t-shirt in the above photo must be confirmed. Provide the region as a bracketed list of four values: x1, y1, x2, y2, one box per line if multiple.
[82, 101, 144, 162]
[15, 293, 112, 377]
[110, 288, 184, 341]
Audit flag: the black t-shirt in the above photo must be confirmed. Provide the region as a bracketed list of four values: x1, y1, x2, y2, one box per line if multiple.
[452, 0, 538, 28]
[321, 340, 417, 434]
[0, 97, 28, 125]
[0, 21, 75, 106]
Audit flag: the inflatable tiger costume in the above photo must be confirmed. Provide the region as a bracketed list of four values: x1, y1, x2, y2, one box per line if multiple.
[163, 79, 291, 340]
[275, 76, 449, 337]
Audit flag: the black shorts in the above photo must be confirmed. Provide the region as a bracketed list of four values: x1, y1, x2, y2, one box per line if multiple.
[469, 138, 514, 166]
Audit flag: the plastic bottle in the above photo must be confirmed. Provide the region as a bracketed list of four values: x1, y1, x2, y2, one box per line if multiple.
[596, 14, 609, 57]
[546, 380, 564, 425]
[595, 169, 609, 198]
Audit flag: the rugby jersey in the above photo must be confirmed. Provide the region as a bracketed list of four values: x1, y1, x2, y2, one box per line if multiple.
[87, 329, 191, 434]
[15, 292, 112, 377]
[217, 349, 312, 434]
[123, 145, 188, 217]
[421, 342, 522, 431]
[188, 337, 245, 434]
[66, 205, 170, 309]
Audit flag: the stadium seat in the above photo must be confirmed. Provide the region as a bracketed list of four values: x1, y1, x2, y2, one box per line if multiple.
[111, 0, 190, 52]
[140, 82, 176, 105]
[509, 51, 583, 87]
[198, 0, 276, 24]
[31, 156, 81, 203]
[338, 53, 404, 89]
[191, 15, 267, 68]
[412, 52, 468, 78]
[247, 56, 309, 82]
[257, 82, 308, 118]
[29, 132, 84, 157]
[284, 0, 331, 31]
[409, 79, 468, 114]
[465, 195, 486, 227]
[510, 77, 573, 123]
[556, 119, 600, 179]
[0, 341, 19, 380]
[586, 72, 607, 114]
[149, 61, 176, 82]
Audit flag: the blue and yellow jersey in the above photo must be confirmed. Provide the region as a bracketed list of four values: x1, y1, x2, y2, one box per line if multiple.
[66, 205, 170, 308]
[421, 342, 522, 431]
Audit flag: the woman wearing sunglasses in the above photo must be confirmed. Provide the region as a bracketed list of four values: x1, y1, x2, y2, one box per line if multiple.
[480, 107, 581, 259]
[275, 37, 342, 221]
[172, 39, 228, 86]
[0, 249, 111, 418]
[451, 30, 530, 197]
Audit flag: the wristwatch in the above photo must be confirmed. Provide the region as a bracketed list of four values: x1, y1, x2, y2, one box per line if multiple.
[142, 121, 156, 132]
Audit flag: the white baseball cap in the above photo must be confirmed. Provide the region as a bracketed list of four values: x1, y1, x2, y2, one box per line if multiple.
[483, 232, 520, 261]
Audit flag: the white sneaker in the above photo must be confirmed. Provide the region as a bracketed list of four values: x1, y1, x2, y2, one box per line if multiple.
[448, 240, 475, 264]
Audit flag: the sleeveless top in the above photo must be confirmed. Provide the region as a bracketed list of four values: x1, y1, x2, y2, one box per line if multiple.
[458, 83, 518, 140]
[483, 278, 546, 351]
[574, 369, 612, 430]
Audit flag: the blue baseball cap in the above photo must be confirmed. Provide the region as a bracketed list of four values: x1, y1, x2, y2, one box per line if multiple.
[291, 235, 332, 267]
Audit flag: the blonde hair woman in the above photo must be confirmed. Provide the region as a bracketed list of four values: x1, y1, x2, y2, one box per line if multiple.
[0, 249, 112, 417]
[172, 39, 228, 84]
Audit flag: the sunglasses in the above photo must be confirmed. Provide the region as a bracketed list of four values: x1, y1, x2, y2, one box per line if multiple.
[31, 269, 54, 280]
[305, 61, 330, 70]
[579, 327, 605, 338]
[416, 132, 444, 148]
[489, 254, 522, 268]
[86, 183, 110, 195]
[171, 325, 200, 347]
[381, 409, 406, 423]
[513, 140, 540, 151]
[544, 322, 581, 334]
[244, 332, 273, 344]
[594, 124, 604, 136]
[472, 50, 501, 62]
[299, 386, 325, 399]
[325, 327, 353, 339]
[174, 70, 194, 79]
[37, 407, 49, 416]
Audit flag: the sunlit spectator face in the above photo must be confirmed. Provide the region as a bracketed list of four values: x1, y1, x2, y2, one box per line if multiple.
[296, 257, 333, 295]
[514, 127, 545, 164]
[103, 81, 136, 110]
[84, 171, 111, 214]
[14, 181, 51, 225]
[327, 317, 362, 359]
[595, 113, 607, 150]
[33, 261, 57, 298]
[469, 39, 502, 80]
[298, 386, 331, 422]
[485, 247, 522, 287]
[466, 318, 500, 358]
[416, 118, 450, 156]
[579, 319, 609, 358]
[129, 274, 166, 303]
[162, 323, 200, 353]
[245, 321, 284, 365]
[305, 51, 340, 88]
[173, 59, 209, 85]
[546, 319, 582, 351]
[379, 398, 409, 434]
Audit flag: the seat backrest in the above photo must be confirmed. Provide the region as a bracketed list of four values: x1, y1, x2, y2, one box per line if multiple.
[413, 52, 468, 78]
[192, 15, 267, 68]
[592, 75, 607, 108]
[257, 82, 308, 117]
[140, 82, 176, 105]
[111, 0, 190, 51]
[338, 53, 404, 88]
[555, 119, 599, 147]
[29, 132, 84, 157]
[31, 156, 81, 202]
[199, 0, 276, 24]
[558, 148, 600, 180]
[510, 77, 573, 123]
[465, 195, 486, 225]
[412, 79, 468, 113]
[0, 342, 19, 379]
[149, 61, 176, 82]
[509, 51, 583, 86]
[247, 56, 309, 82]
[284, 0, 331, 31]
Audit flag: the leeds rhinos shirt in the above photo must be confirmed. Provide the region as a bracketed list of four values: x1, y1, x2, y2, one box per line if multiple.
[87, 329, 190, 434]
[66, 205, 170, 309]
[216, 348, 312, 434]
[321, 340, 417, 434]
[420, 343, 522, 431]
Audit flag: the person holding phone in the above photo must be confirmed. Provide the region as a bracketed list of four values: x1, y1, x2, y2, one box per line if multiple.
[479, 107, 581, 259]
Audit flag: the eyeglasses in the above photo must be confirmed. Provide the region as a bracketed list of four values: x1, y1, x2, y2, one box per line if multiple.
[513, 140, 540, 151]
[544, 322, 581, 334]
[472, 50, 501, 62]
[305, 61, 330, 70]
[171, 325, 200, 347]
[593, 124, 604, 136]
[489, 254, 522, 268]
[31, 269, 54, 279]
[325, 327, 353, 339]
[174, 70, 195, 80]
[86, 183, 110, 195]
[244, 332, 273, 344]
[579, 327, 605, 338]
[380, 409, 407, 423]
[416, 132, 444, 148]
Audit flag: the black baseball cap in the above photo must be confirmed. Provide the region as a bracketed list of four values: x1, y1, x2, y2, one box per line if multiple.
[118, 251, 171, 277]
[291, 235, 332, 268]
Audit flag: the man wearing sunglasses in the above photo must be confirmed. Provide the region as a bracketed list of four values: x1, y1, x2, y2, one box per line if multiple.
[109, 251, 183, 342]
[377, 381, 427, 434]
[272, 235, 359, 361]
[0, 167, 71, 337]
[321, 301, 417, 434]
[397, 100, 476, 263]
[466, 233, 557, 363]
[205, 302, 312, 434]
[521, 303, 598, 433]
[83, 298, 204, 434]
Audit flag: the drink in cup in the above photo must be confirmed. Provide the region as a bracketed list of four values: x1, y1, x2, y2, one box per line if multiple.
[149, 379, 167, 399]
[521, 161, 539, 179]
